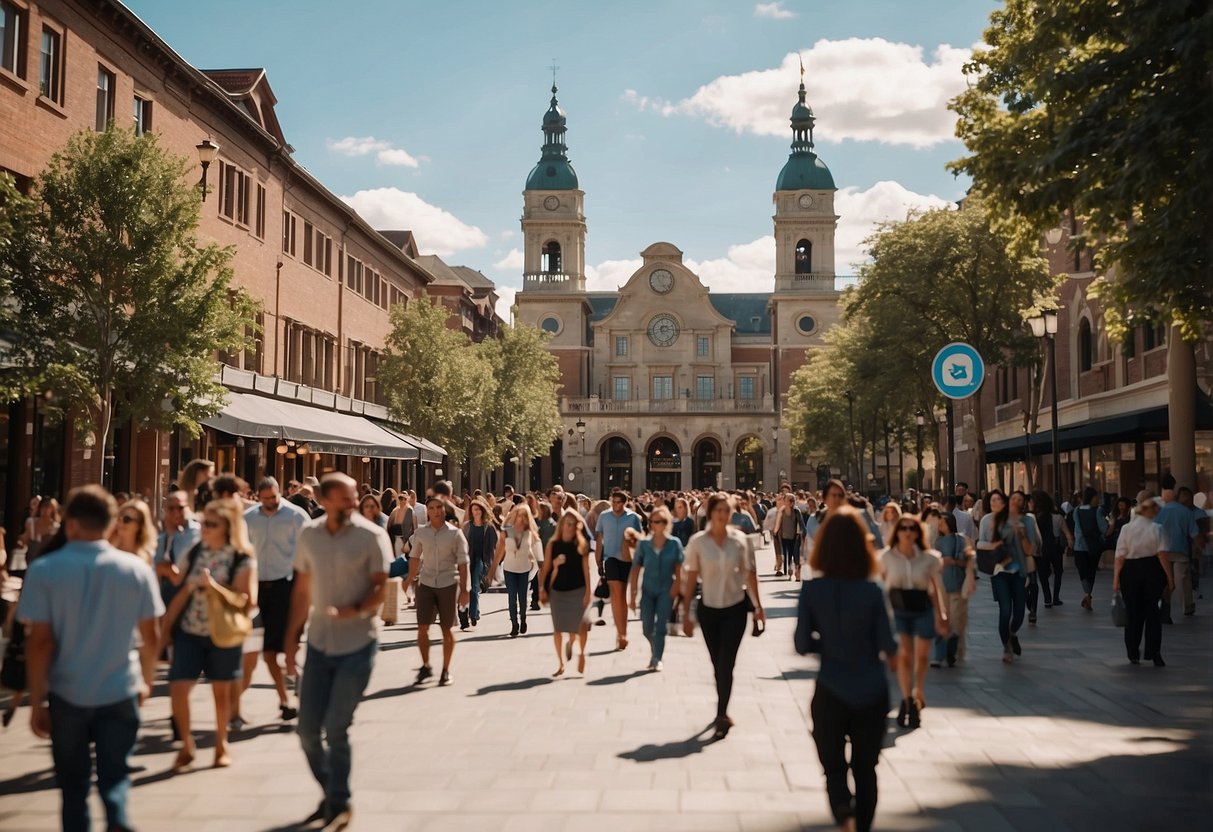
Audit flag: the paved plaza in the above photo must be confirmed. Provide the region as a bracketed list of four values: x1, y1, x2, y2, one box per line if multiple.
[1, 540, 1210, 831]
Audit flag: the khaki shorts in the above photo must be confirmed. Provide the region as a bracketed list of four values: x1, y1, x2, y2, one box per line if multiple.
[415, 582, 457, 630]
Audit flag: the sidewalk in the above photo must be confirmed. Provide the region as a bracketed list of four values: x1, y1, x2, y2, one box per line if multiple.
[1, 542, 1210, 831]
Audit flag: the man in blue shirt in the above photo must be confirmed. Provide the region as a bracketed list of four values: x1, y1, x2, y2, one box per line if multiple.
[153, 489, 200, 607]
[1155, 486, 1202, 622]
[18, 485, 163, 832]
[595, 489, 642, 650]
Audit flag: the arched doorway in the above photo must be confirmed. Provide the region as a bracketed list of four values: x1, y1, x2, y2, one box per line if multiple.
[600, 436, 632, 495]
[646, 436, 681, 492]
[735, 436, 764, 491]
[693, 437, 722, 490]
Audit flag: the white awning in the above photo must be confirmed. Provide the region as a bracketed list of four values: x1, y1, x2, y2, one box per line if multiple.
[372, 420, 446, 463]
[202, 391, 420, 460]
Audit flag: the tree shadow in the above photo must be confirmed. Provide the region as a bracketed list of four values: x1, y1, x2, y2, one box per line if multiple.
[618, 722, 717, 762]
[585, 670, 649, 687]
[470, 677, 553, 697]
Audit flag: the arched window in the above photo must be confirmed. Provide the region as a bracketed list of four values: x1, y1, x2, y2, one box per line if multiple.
[541, 240, 562, 274]
[1078, 318, 1093, 372]
[795, 239, 812, 274]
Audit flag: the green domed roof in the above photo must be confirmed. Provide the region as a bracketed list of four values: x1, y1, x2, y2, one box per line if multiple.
[526, 85, 579, 191]
[776, 80, 835, 192]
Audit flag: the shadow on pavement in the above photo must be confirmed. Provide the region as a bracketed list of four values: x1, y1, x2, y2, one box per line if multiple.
[617, 723, 717, 762]
[585, 670, 649, 687]
[470, 676, 553, 696]
[362, 683, 425, 701]
[0, 766, 56, 794]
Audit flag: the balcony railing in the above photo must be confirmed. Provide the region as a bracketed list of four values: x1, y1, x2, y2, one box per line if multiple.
[522, 271, 585, 292]
[561, 395, 775, 414]
[775, 273, 838, 293]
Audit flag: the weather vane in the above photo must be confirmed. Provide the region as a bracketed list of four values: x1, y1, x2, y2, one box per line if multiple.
[799, 53, 805, 83]
[550, 59, 560, 89]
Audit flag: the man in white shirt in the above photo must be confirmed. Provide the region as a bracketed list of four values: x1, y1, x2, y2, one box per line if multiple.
[949, 495, 978, 541]
[404, 499, 469, 686]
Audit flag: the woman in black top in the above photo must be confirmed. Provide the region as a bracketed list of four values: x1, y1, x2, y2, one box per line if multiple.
[461, 499, 498, 631]
[796, 506, 898, 832]
[539, 510, 593, 676]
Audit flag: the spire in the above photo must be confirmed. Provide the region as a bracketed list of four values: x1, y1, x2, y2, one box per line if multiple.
[789, 58, 816, 156]
[526, 76, 579, 190]
[775, 69, 834, 192]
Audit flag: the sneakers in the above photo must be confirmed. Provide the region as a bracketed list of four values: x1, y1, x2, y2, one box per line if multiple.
[647, 661, 663, 672]
[438, 669, 451, 686]
[322, 804, 353, 831]
[510, 623, 519, 638]
[280, 705, 298, 721]
[415, 665, 434, 684]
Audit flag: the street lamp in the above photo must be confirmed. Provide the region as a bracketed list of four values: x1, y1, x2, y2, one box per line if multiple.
[196, 138, 219, 202]
[844, 390, 856, 485]
[1028, 309, 1061, 501]
[938, 412, 948, 494]
[915, 409, 925, 493]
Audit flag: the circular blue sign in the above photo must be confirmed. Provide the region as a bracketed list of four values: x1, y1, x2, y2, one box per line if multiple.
[932, 342, 985, 400]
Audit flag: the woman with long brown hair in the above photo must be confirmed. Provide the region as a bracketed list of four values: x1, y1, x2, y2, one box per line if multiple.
[538, 509, 593, 675]
[796, 506, 897, 832]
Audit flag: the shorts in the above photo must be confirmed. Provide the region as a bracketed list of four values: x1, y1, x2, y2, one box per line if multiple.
[604, 558, 632, 583]
[415, 582, 457, 630]
[257, 577, 293, 652]
[893, 609, 936, 640]
[170, 632, 242, 682]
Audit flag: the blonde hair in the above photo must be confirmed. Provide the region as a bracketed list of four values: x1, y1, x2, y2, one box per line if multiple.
[552, 508, 590, 557]
[648, 505, 673, 530]
[507, 502, 540, 537]
[204, 497, 256, 559]
[120, 498, 157, 564]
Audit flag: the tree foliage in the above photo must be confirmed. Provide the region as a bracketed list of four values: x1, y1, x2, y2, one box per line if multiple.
[950, 0, 1212, 342]
[481, 312, 562, 467]
[0, 127, 256, 481]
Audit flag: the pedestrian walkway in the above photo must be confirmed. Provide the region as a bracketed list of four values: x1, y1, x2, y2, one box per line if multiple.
[1, 542, 1210, 830]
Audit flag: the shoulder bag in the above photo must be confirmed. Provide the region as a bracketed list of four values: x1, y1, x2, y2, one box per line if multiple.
[975, 543, 1005, 576]
[202, 552, 253, 648]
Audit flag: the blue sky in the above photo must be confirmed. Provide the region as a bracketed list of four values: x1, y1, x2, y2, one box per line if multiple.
[125, 0, 1000, 312]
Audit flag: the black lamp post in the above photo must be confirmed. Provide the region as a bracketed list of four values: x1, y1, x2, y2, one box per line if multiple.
[844, 389, 856, 485]
[575, 418, 586, 455]
[1028, 309, 1061, 500]
[196, 138, 219, 202]
[915, 409, 925, 492]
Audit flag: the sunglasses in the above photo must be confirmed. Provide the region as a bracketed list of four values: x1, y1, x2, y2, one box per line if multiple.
[650, 519, 668, 526]
[201, 519, 224, 529]
[897, 524, 919, 532]
[119, 515, 140, 525]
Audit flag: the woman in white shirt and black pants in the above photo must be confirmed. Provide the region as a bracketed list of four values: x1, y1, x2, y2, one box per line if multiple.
[1113, 492, 1175, 666]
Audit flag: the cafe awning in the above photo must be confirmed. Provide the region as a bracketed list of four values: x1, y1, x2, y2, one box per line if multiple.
[371, 419, 446, 464]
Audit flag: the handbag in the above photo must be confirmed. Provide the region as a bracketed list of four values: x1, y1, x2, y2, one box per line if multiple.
[976, 544, 1005, 576]
[1110, 592, 1127, 628]
[593, 578, 610, 600]
[205, 574, 254, 648]
[388, 555, 410, 579]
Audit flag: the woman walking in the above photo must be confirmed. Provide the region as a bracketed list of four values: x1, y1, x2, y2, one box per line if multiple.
[109, 499, 158, 564]
[538, 510, 593, 676]
[795, 507, 897, 832]
[775, 494, 805, 581]
[159, 498, 257, 769]
[978, 490, 1034, 663]
[1030, 490, 1071, 608]
[491, 504, 543, 637]
[628, 506, 685, 671]
[682, 493, 764, 740]
[879, 516, 947, 728]
[1113, 492, 1175, 666]
[461, 498, 498, 630]
[930, 513, 974, 667]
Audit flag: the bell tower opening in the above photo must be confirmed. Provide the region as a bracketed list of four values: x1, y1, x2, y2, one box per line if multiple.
[542, 241, 563, 274]
[795, 239, 812, 274]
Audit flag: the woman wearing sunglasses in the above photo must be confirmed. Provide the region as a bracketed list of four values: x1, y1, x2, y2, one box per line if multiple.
[628, 505, 684, 672]
[879, 516, 947, 729]
[109, 499, 158, 564]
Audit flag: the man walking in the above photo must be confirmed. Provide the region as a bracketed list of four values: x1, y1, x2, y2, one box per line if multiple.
[1156, 485, 1202, 623]
[244, 477, 310, 722]
[596, 489, 643, 651]
[19, 485, 162, 832]
[405, 497, 470, 686]
[285, 473, 391, 831]
[152, 489, 200, 606]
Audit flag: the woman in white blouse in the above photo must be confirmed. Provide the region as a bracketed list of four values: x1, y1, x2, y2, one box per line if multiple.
[681, 493, 764, 741]
[1113, 492, 1175, 666]
[491, 504, 544, 638]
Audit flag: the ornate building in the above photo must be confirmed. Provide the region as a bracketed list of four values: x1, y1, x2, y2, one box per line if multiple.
[514, 79, 844, 496]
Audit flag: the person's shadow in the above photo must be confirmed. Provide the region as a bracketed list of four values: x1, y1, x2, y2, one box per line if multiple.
[617, 722, 717, 761]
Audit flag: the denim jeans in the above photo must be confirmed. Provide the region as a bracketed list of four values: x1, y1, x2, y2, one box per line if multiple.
[780, 537, 800, 573]
[639, 589, 675, 663]
[991, 572, 1026, 649]
[504, 571, 530, 624]
[49, 693, 140, 832]
[298, 640, 377, 808]
[469, 560, 486, 621]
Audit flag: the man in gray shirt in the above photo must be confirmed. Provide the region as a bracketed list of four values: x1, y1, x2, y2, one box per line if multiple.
[285, 473, 391, 832]
[404, 497, 469, 687]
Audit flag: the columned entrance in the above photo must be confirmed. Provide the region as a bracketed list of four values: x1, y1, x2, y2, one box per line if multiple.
[601, 436, 632, 495]
[735, 436, 764, 491]
[646, 436, 681, 492]
[693, 437, 722, 489]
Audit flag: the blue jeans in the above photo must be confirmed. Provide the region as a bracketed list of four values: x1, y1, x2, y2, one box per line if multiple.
[991, 572, 1027, 649]
[780, 538, 800, 573]
[469, 560, 486, 621]
[49, 693, 140, 832]
[639, 589, 675, 663]
[504, 571, 530, 624]
[298, 640, 377, 808]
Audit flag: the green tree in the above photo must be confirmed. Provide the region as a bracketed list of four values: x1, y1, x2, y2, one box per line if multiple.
[0, 128, 256, 482]
[950, 0, 1212, 341]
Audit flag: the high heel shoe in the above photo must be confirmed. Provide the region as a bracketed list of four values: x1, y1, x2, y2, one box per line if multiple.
[908, 698, 922, 729]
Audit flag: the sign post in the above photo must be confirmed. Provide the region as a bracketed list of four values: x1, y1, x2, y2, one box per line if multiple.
[931, 343, 986, 495]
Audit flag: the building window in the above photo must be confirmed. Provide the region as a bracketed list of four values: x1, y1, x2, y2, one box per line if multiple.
[738, 376, 755, 400]
[796, 314, 817, 336]
[303, 221, 314, 266]
[1078, 318, 1093, 372]
[132, 95, 152, 136]
[2, 2, 26, 78]
[219, 162, 250, 226]
[95, 66, 115, 131]
[540, 316, 561, 334]
[39, 26, 62, 103]
[613, 376, 630, 401]
[323, 236, 332, 277]
[695, 375, 714, 400]
[542, 240, 562, 273]
[652, 376, 673, 400]
[696, 336, 710, 357]
[282, 210, 296, 255]
[254, 184, 266, 238]
[615, 336, 628, 357]
[795, 238, 812, 274]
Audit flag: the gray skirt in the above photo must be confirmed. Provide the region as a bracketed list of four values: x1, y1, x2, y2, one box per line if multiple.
[550, 588, 589, 633]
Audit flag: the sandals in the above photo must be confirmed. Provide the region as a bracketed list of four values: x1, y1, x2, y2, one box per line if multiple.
[552, 666, 565, 678]
[173, 748, 196, 771]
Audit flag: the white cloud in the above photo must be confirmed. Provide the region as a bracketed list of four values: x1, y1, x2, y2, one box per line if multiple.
[754, 2, 796, 19]
[585, 258, 644, 292]
[493, 248, 524, 270]
[328, 136, 420, 168]
[685, 237, 776, 292]
[835, 180, 953, 271]
[494, 286, 518, 322]
[625, 39, 973, 148]
[339, 187, 488, 257]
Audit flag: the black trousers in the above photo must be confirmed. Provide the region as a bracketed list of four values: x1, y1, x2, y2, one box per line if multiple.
[1037, 547, 1063, 603]
[697, 600, 748, 720]
[1075, 549, 1099, 596]
[810, 684, 887, 832]
[1121, 557, 1166, 661]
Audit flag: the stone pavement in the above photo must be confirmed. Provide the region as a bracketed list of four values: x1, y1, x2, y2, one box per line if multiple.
[1, 539, 1211, 831]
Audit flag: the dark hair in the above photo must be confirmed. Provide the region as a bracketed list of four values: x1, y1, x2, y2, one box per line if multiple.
[359, 494, 382, 514]
[705, 492, 733, 520]
[887, 516, 926, 549]
[64, 484, 117, 534]
[319, 472, 357, 499]
[425, 496, 446, 509]
[256, 476, 280, 494]
[938, 511, 959, 537]
[1030, 490, 1055, 518]
[212, 474, 246, 498]
[432, 480, 454, 498]
[811, 507, 878, 580]
[1161, 473, 1176, 491]
[610, 489, 628, 502]
[987, 488, 1009, 536]
[1082, 486, 1099, 505]
[1177, 486, 1193, 499]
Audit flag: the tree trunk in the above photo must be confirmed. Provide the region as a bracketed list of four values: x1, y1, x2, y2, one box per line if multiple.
[1168, 331, 1197, 489]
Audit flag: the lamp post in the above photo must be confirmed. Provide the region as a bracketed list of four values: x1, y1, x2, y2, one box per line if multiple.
[1028, 309, 1061, 500]
[575, 418, 586, 459]
[844, 390, 856, 485]
[771, 426, 779, 487]
[915, 410, 925, 493]
[882, 419, 892, 497]
[195, 138, 219, 202]
[938, 412, 948, 495]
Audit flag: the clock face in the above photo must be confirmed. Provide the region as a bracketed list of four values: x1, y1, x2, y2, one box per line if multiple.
[649, 268, 674, 294]
[798, 194, 814, 209]
[543, 196, 560, 211]
[647, 314, 680, 347]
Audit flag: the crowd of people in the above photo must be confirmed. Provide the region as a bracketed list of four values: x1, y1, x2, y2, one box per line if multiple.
[0, 462, 1209, 832]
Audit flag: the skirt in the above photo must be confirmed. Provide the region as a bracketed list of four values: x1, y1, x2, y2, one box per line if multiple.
[550, 588, 588, 634]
